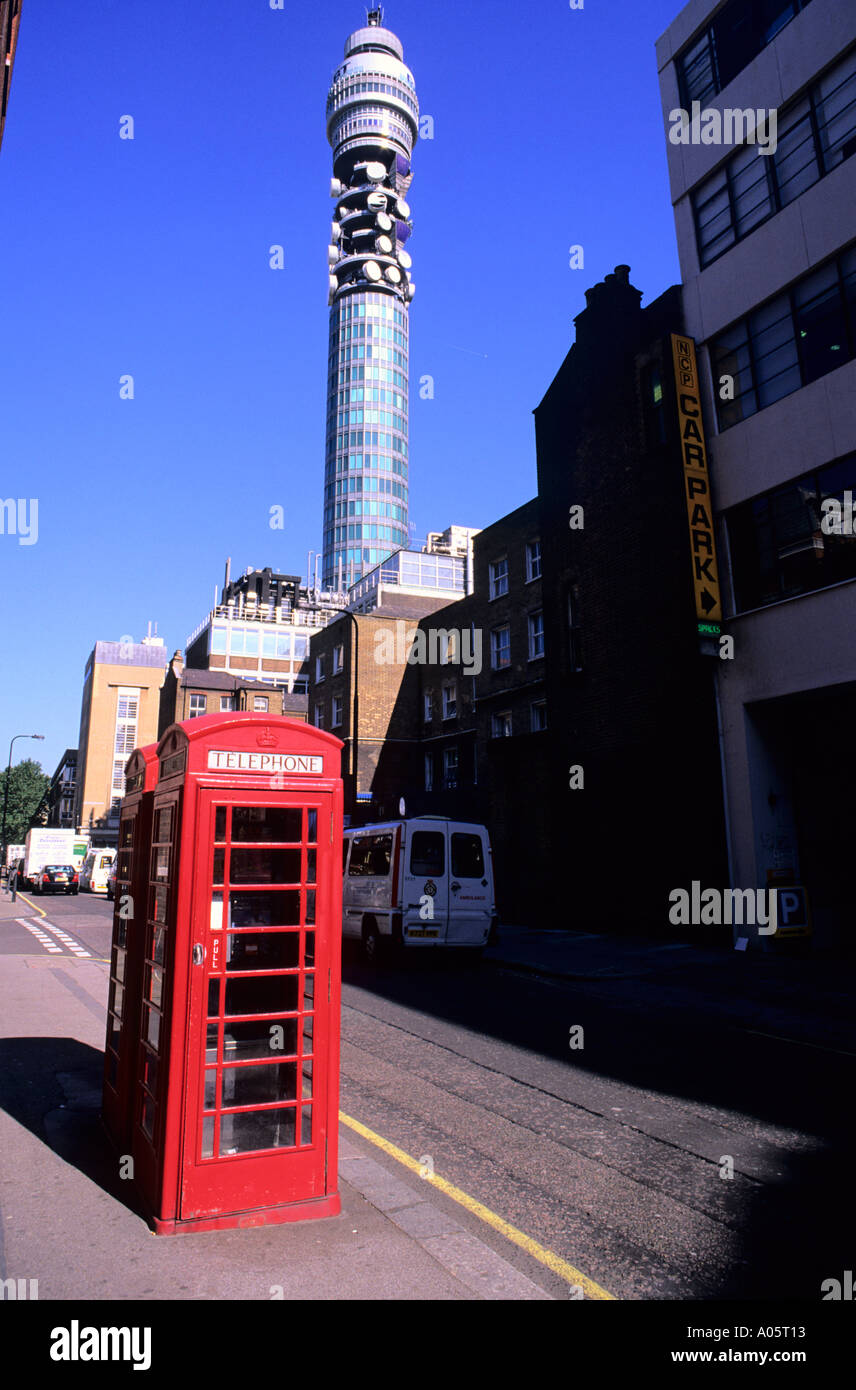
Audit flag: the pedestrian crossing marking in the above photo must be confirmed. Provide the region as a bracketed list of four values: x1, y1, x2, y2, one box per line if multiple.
[39, 919, 91, 957]
[16, 919, 64, 954]
[14, 917, 91, 958]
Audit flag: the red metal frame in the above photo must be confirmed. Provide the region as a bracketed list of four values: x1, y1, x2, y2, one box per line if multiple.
[124, 714, 343, 1235]
[101, 742, 159, 1154]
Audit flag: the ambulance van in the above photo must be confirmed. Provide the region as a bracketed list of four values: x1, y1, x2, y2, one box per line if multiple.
[342, 816, 496, 961]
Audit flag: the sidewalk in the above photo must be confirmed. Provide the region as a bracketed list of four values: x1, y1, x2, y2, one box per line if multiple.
[0, 898, 554, 1301]
[485, 925, 856, 1053]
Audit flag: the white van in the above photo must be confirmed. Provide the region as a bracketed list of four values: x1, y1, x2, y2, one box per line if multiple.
[78, 847, 117, 893]
[342, 817, 496, 960]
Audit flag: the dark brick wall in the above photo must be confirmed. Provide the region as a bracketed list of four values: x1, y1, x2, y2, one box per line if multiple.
[534, 271, 727, 932]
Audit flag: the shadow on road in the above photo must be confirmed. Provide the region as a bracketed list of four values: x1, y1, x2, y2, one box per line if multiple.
[342, 945, 856, 1299]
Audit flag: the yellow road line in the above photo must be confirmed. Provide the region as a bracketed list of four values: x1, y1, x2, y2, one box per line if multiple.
[339, 1110, 616, 1300]
[15, 892, 47, 919]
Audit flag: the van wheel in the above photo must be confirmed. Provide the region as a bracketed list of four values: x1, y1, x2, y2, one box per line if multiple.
[362, 921, 381, 964]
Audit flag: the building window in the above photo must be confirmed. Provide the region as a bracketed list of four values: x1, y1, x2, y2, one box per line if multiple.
[210, 626, 227, 655]
[490, 626, 511, 669]
[332, 695, 344, 727]
[188, 693, 207, 718]
[315, 654, 325, 683]
[263, 631, 292, 659]
[641, 363, 667, 445]
[491, 711, 512, 738]
[439, 630, 457, 664]
[220, 696, 236, 712]
[567, 594, 583, 672]
[253, 696, 269, 712]
[314, 703, 324, 728]
[443, 746, 458, 790]
[333, 644, 344, 674]
[442, 683, 457, 720]
[526, 540, 541, 582]
[676, 0, 814, 109]
[727, 450, 856, 611]
[111, 687, 140, 805]
[424, 751, 434, 791]
[228, 626, 260, 658]
[489, 557, 509, 599]
[528, 611, 545, 660]
[531, 701, 548, 732]
[293, 677, 308, 696]
[712, 242, 856, 430]
[423, 692, 433, 723]
[692, 47, 856, 269]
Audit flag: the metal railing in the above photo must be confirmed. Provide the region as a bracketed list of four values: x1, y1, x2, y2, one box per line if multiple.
[186, 597, 349, 649]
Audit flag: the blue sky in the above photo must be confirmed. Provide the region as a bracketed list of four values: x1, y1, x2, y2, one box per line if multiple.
[0, 0, 684, 776]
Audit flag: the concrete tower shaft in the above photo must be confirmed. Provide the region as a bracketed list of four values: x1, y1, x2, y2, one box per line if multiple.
[321, 8, 418, 592]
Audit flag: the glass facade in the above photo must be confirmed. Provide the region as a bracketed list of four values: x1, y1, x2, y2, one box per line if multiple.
[322, 17, 419, 590]
[323, 291, 410, 585]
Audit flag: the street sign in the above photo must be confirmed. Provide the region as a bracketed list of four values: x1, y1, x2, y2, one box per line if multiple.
[671, 334, 723, 623]
[766, 869, 812, 938]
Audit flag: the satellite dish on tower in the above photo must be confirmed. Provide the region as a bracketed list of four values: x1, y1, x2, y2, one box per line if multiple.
[364, 260, 382, 282]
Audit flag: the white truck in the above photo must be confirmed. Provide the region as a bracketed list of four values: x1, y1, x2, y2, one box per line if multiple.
[21, 828, 90, 891]
[342, 816, 497, 961]
[3, 844, 25, 879]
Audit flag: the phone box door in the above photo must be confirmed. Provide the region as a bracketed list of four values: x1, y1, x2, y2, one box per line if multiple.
[179, 791, 339, 1223]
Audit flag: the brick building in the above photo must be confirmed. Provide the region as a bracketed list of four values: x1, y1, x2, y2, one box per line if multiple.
[309, 503, 550, 920]
[534, 267, 727, 932]
[401, 500, 550, 921]
[309, 591, 452, 821]
[158, 654, 307, 739]
[310, 268, 728, 930]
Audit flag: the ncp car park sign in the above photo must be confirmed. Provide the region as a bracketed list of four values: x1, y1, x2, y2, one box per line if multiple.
[671, 334, 723, 625]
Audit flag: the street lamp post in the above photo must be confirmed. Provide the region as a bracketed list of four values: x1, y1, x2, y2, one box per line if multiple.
[1, 734, 46, 859]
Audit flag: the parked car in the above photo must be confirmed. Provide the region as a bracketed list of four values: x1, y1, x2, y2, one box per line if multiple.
[105, 861, 117, 900]
[33, 864, 79, 896]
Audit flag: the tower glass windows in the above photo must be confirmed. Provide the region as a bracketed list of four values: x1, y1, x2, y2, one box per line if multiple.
[321, 17, 418, 590]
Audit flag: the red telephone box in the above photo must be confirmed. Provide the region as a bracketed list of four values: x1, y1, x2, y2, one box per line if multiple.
[128, 713, 343, 1234]
[102, 741, 159, 1153]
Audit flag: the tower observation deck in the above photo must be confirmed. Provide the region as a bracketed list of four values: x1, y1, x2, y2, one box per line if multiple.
[321, 8, 419, 591]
